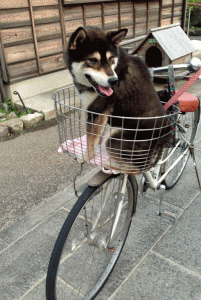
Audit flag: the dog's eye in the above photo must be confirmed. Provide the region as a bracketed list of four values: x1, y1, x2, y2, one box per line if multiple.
[109, 56, 115, 64]
[89, 58, 98, 65]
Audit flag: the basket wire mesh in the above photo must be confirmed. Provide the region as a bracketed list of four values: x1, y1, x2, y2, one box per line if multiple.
[53, 86, 180, 174]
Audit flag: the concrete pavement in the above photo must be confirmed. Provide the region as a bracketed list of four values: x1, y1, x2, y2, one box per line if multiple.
[0, 126, 201, 299]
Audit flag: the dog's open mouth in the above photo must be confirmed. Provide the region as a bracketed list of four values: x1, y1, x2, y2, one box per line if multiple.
[85, 75, 113, 97]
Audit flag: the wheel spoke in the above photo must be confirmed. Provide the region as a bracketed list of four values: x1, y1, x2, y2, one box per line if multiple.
[46, 175, 138, 300]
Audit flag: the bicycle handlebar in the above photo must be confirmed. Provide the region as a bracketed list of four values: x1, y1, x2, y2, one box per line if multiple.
[150, 57, 201, 77]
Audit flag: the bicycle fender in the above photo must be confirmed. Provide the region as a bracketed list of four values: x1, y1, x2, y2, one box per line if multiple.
[88, 170, 116, 187]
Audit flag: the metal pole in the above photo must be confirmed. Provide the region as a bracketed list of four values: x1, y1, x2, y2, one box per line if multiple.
[187, 6, 191, 36]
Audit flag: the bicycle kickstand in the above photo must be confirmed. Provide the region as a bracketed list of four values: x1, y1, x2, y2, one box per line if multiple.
[189, 145, 201, 191]
[157, 184, 177, 225]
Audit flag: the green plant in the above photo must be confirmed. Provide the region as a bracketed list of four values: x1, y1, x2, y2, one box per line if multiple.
[186, 0, 201, 29]
[0, 99, 34, 121]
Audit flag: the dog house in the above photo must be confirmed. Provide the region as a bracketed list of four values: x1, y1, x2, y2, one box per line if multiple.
[132, 23, 195, 67]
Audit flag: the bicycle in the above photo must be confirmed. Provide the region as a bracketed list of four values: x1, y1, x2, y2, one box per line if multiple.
[46, 63, 201, 300]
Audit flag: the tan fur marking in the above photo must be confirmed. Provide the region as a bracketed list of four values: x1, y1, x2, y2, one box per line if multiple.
[85, 110, 111, 161]
[89, 52, 101, 61]
[106, 51, 113, 61]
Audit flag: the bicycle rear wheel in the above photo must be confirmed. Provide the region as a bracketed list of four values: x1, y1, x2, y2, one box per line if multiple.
[46, 173, 138, 300]
[162, 107, 200, 190]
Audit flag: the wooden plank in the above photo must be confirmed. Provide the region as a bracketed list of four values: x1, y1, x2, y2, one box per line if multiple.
[8, 59, 38, 80]
[63, 0, 117, 5]
[104, 14, 118, 30]
[28, 0, 41, 74]
[162, 7, 172, 18]
[1, 26, 33, 47]
[36, 22, 62, 41]
[5, 43, 35, 64]
[0, 6, 60, 28]
[0, 0, 58, 9]
[118, 1, 121, 29]
[148, 19, 159, 30]
[146, 0, 149, 34]
[159, 0, 162, 26]
[33, 6, 60, 24]
[85, 3, 102, 18]
[101, 3, 105, 30]
[161, 18, 172, 26]
[133, 2, 136, 37]
[174, 5, 183, 16]
[149, 9, 160, 21]
[0, 28, 9, 82]
[5, 38, 63, 64]
[104, 2, 118, 16]
[65, 19, 84, 36]
[0, 0, 28, 9]
[86, 17, 102, 28]
[38, 38, 63, 57]
[63, 6, 83, 21]
[82, 4, 86, 26]
[32, 0, 59, 6]
[149, 0, 159, 10]
[135, 22, 147, 37]
[162, 0, 172, 4]
[121, 12, 133, 27]
[135, 2, 147, 11]
[173, 16, 182, 24]
[171, 0, 175, 23]
[174, 0, 183, 4]
[0, 9, 31, 29]
[120, 1, 133, 14]
[135, 9, 147, 24]
[58, 0, 67, 50]
[40, 53, 65, 73]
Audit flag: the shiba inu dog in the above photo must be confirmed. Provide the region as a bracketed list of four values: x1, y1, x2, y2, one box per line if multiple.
[65, 26, 172, 174]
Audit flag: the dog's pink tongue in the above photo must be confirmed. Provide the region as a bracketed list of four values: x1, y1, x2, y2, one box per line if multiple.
[98, 85, 113, 96]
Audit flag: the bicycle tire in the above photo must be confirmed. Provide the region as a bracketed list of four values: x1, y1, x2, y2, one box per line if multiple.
[162, 102, 200, 190]
[46, 174, 138, 300]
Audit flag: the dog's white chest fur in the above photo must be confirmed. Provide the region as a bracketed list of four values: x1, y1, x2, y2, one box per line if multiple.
[79, 90, 98, 110]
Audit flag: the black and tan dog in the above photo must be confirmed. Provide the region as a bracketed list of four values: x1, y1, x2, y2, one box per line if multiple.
[65, 26, 172, 174]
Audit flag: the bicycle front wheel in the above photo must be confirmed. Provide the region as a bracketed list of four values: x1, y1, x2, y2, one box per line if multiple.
[46, 174, 138, 300]
[162, 107, 200, 190]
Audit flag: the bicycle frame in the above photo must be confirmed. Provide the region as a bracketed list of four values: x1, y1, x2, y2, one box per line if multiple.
[142, 140, 189, 190]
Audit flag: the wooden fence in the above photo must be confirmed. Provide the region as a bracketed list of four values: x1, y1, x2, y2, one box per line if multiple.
[0, 0, 187, 83]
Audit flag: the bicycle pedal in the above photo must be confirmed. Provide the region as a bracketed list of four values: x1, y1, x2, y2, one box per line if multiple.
[158, 211, 177, 225]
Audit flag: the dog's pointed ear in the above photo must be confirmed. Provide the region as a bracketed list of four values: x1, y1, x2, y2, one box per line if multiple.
[69, 27, 87, 50]
[107, 29, 128, 47]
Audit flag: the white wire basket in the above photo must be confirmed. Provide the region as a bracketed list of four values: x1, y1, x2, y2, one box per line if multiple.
[53, 86, 180, 175]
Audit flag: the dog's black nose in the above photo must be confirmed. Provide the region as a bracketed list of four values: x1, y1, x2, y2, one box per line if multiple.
[108, 77, 119, 87]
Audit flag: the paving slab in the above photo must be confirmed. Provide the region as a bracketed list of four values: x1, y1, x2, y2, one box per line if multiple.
[0, 208, 69, 300]
[96, 194, 182, 300]
[110, 251, 201, 300]
[0, 238, 8, 252]
[153, 193, 201, 275]
[21, 278, 82, 300]
[14, 193, 181, 300]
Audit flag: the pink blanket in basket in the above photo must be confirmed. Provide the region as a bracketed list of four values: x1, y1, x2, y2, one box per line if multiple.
[58, 135, 118, 174]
